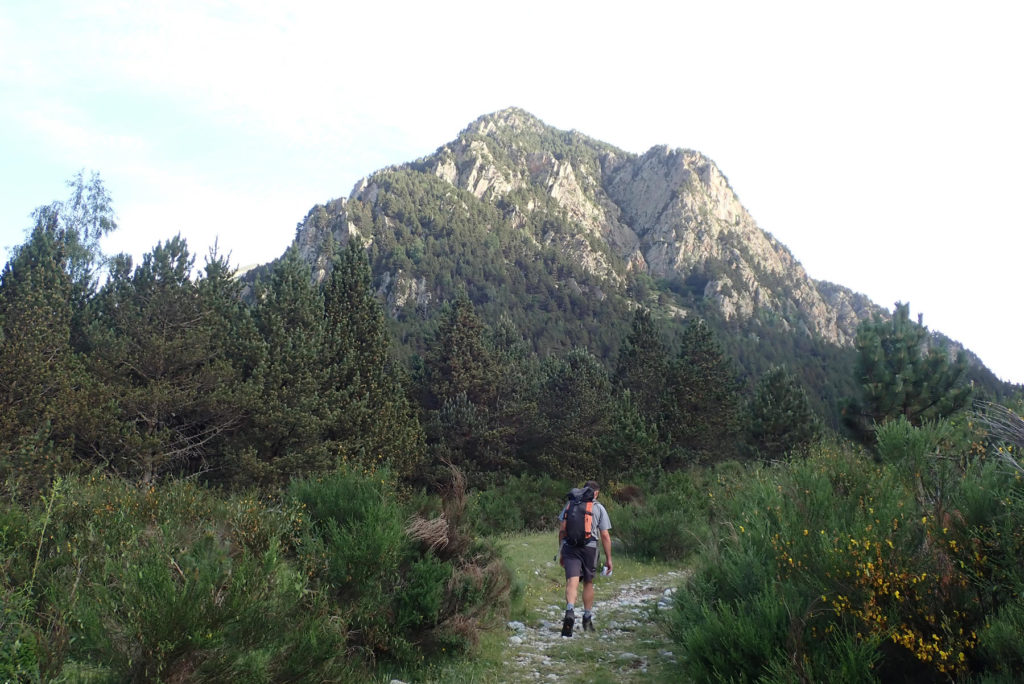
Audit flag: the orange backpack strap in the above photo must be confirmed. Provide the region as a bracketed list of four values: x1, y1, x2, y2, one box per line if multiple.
[584, 501, 594, 542]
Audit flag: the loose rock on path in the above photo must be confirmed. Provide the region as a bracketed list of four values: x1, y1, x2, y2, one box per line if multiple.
[502, 568, 688, 683]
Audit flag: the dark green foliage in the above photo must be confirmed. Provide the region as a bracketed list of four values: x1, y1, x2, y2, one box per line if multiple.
[425, 392, 515, 489]
[536, 348, 615, 479]
[845, 302, 972, 441]
[423, 294, 499, 409]
[420, 296, 517, 487]
[81, 237, 247, 484]
[613, 470, 710, 561]
[0, 225, 84, 491]
[662, 319, 744, 464]
[613, 309, 670, 421]
[467, 473, 572, 535]
[322, 239, 424, 478]
[241, 246, 331, 485]
[600, 392, 665, 479]
[291, 468, 512, 664]
[747, 365, 822, 460]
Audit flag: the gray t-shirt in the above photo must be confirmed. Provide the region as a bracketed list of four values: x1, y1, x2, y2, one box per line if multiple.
[560, 501, 612, 548]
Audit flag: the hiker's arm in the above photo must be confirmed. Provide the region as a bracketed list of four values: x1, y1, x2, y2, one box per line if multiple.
[600, 529, 613, 572]
[557, 519, 566, 565]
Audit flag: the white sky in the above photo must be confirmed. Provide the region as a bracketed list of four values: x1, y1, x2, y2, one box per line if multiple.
[1, 1, 1022, 384]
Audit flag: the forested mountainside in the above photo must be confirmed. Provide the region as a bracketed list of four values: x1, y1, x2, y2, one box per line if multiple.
[247, 107, 1010, 421]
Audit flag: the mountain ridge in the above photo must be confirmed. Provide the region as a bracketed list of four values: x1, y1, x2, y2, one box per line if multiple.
[252, 106, 1010, 410]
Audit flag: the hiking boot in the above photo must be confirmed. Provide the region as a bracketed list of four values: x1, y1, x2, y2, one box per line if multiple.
[582, 615, 594, 632]
[561, 609, 575, 637]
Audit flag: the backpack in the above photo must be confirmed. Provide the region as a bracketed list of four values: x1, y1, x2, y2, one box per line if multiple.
[563, 487, 595, 547]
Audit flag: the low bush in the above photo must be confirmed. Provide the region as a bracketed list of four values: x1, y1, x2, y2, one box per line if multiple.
[667, 425, 1024, 681]
[467, 473, 571, 535]
[292, 466, 512, 665]
[0, 466, 513, 680]
[612, 469, 713, 561]
[0, 474, 353, 682]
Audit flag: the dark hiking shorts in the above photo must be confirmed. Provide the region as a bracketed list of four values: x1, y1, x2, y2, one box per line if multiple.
[562, 544, 598, 582]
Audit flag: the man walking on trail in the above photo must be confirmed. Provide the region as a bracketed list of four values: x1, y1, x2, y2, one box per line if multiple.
[558, 480, 612, 637]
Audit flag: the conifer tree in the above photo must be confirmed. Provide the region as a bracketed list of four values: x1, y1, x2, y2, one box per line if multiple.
[0, 225, 83, 488]
[243, 246, 330, 485]
[423, 293, 498, 409]
[321, 239, 424, 477]
[844, 302, 972, 440]
[421, 294, 510, 486]
[663, 319, 743, 464]
[487, 314, 542, 468]
[536, 347, 614, 479]
[747, 366, 822, 460]
[82, 237, 245, 483]
[613, 309, 670, 423]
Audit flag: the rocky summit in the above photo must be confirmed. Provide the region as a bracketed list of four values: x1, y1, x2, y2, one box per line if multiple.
[290, 108, 874, 343]
[258, 107, 1002, 404]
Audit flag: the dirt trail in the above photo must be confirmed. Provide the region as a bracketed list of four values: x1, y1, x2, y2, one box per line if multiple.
[503, 568, 688, 682]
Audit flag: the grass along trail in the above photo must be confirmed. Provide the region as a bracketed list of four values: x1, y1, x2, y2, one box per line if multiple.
[407, 531, 689, 684]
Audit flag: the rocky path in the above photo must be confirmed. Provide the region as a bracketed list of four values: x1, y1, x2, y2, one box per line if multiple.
[501, 568, 688, 683]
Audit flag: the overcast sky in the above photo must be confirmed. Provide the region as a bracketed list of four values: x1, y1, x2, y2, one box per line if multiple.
[1, 1, 1021, 384]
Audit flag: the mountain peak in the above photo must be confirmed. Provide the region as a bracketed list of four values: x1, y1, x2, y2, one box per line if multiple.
[462, 107, 547, 137]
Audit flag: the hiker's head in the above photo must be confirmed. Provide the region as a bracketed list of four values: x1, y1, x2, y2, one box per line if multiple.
[585, 480, 600, 497]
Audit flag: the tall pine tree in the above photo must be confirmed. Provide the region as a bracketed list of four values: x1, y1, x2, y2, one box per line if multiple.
[243, 246, 331, 485]
[321, 239, 423, 477]
[662, 319, 743, 465]
[613, 309, 670, 424]
[0, 225, 84, 490]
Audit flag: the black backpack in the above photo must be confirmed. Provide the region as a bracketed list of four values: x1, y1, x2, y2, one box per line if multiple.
[563, 487, 595, 547]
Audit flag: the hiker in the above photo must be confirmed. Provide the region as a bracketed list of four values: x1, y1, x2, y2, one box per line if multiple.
[558, 480, 612, 636]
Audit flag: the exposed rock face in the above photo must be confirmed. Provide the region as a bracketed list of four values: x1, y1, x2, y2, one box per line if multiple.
[286, 107, 882, 347]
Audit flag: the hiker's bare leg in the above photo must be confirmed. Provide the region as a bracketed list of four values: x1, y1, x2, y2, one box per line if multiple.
[566, 576, 580, 606]
[582, 580, 595, 612]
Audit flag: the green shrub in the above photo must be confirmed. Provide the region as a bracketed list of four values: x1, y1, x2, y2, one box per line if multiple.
[467, 473, 571, 535]
[669, 581, 791, 682]
[611, 469, 713, 561]
[1, 474, 351, 682]
[666, 431, 1024, 681]
[976, 596, 1024, 677]
[291, 467, 512, 666]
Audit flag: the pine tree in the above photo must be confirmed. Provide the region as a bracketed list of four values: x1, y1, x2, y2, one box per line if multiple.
[423, 293, 498, 409]
[663, 319, 743, 465]
[845, 302, 972, 440]
[82, 237, 246, 483]
[747, 366, 822, 460]
[613, 309, 670, 424]
[243, 246, 330, 485]
[321, 239, 424, 478]
[0, 225, 83, 489]
[536, 347, 614, 479]
[421, 294, 511, 486]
